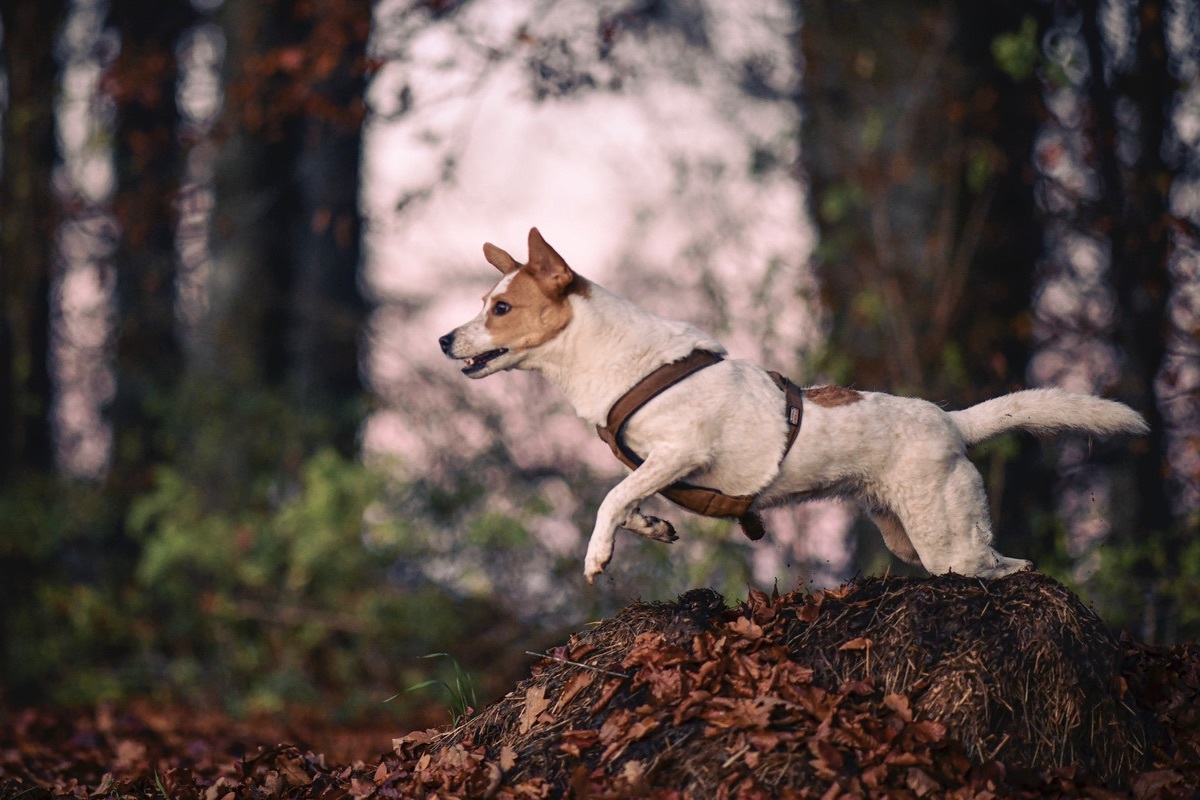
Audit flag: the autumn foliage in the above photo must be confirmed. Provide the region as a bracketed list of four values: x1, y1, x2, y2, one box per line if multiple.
[4, 573, 1200, 798]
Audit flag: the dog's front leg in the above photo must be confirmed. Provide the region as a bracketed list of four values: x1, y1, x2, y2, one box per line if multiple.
[585, 450, 702, 584]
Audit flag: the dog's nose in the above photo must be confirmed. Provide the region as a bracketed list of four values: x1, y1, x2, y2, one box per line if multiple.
[438, 332, 455, 355]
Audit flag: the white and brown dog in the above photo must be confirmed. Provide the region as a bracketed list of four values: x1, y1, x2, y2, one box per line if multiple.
[439, 228, 1149, 584]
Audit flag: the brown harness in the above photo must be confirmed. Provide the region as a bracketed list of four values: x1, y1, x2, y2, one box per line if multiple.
[595, 349, 804, 541]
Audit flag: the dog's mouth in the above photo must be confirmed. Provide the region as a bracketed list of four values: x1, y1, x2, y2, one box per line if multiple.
[461, 348, 509, 375]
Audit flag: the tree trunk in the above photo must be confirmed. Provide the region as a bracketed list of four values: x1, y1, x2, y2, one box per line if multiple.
[801, 0, 1053, 568]
[207, 0, 369, 455]
[0, 1, 65, 483]
[1080, 0, 1175, 641]
[105, 0, 196, 489]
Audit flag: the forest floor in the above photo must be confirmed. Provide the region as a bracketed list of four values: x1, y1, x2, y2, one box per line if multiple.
[3, 572, 1199, 798]
[0, 701, 407, 798]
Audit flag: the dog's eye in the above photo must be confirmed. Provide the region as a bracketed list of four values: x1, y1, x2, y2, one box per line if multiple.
[492, 301, 512, 316]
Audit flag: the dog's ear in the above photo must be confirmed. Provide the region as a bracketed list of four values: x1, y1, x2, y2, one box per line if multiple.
[483, 242, 521, 274]
[526, 227, 574, 297]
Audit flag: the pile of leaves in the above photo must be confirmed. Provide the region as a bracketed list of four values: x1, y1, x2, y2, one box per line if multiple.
[391, 572, 1200, 798]
[4, 572, 1200, 798]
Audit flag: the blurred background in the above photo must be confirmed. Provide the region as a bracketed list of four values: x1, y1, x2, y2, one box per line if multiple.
[0, 0, 1197, 725]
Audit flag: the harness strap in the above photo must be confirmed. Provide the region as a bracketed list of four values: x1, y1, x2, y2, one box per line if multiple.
[596, 350, 804, 541]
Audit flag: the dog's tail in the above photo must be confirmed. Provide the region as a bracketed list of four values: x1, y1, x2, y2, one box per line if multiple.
[950, 388, 1149, 447]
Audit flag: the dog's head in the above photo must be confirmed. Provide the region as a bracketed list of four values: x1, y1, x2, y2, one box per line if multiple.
[439, 227, 588, 378]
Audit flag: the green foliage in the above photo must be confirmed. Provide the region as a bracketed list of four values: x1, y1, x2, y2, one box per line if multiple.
[394, 653, 480, 727]
[1079, 521, 1200, 643]
[123, 447, 430, 715]
[0, 377, 512, 718]
[992, 17, 1040, 82]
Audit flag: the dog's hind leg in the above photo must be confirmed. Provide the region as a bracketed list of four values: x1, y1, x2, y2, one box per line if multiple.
[585, 449, 706, 583]
[867, 507, 923, 567]
[622, 509, 679, 543]
[890, 455, 1031, 578]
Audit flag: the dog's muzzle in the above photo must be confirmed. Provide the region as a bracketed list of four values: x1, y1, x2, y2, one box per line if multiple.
[439, 331, 509, 375]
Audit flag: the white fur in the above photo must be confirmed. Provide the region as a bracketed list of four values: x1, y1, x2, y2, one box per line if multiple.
[441, 232, 1150, 584]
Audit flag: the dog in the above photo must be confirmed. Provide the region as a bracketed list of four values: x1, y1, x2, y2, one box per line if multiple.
[439, 228, 1150, 584]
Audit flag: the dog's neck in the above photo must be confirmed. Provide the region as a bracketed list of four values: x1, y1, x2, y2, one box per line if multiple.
[522, 282, 724, 426]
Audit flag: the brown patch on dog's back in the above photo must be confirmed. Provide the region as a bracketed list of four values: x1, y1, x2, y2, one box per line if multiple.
[804, 385, 863, 407]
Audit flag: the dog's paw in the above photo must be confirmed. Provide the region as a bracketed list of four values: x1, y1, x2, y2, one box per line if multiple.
[584, 559, 606, 585]
[584, 539, 614, 584]
[640, 515, 678, 543]
[624, 512, 678, 543]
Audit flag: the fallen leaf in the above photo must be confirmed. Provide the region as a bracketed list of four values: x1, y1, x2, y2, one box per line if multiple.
[279, 755, 314, 786]
[731, 616, 763, 641]
[910, 720, 947, 743]
[905, 766, 939, 797]
[589, 678, 625, 715]
[621, 759, 646, 784]
[559, 729, 599, 757]
[883, 693, 913, 722]
[1131, 769, 1183, 799]
[839, 637, 873, 651]
[553, 670, 595, 713]
[519, 685, 552, 735]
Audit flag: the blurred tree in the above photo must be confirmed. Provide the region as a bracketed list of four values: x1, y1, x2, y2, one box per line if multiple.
[801, 0, 1050, 398]
[800, 0, 1058, 568]
[1075, 0, 1180, 640]
[105, 0, 198, 492]
[205, 0, 370, 461]
[0, 1, 65, 484]
[0, 0, 67, 704]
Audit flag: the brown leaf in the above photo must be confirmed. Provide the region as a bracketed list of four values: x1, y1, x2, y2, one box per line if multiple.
[279, 756, 315, 786]
[905, 766, 940, 797]
[499, 745, 517, 772]
[621, 758, 647, 787]
[909, 720, 947, 743]
[589, 678, 626, 715]
[553, 670, 595, 713]
[598, 709, 634, 745]
[393, 729, 435, 755]
[883, 750, 923, 767]
[797, 598, 821, 623]
[519, 685, 552, 735]
[730, 616, 764, 641]
[674, 689, 713, 725]
[706, 697, 775, 730]
[862, 763, 889, 789]
[883, 693, 913, 722]
[811, 738, 843, 770]
[559, 729, 599, 758]
[643, 666, 683, 703]
[839, 637, 873, 651]
[349, 776, 377, 798]
[625, 716, 659, 742]
[1131, 769, 1183, 799]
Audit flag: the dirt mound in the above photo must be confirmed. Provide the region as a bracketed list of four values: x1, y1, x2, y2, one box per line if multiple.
[5, 572, 1199, 798]
[387, 572, 1200, 798]
[782, 571, 1147, 777]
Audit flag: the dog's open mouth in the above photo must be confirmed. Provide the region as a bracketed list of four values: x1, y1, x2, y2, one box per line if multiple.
[461, 348, 508, 374]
